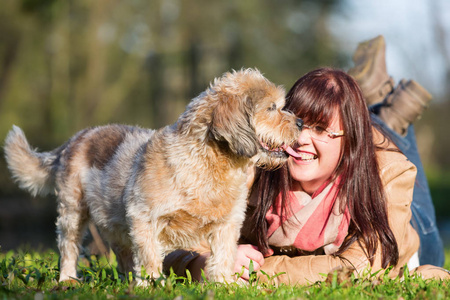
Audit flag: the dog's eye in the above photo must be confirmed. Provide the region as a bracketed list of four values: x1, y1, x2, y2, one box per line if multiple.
[268, 103, 277, 111]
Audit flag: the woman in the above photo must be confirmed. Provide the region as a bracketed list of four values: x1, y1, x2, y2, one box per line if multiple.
[164, 67, 449, 284]
[237, 67, 417, 284]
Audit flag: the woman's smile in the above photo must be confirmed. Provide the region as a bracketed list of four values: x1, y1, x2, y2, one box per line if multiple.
[288, 149, 318, 163]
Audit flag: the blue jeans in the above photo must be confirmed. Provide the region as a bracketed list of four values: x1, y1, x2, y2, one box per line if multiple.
[371, 110, 445, 267]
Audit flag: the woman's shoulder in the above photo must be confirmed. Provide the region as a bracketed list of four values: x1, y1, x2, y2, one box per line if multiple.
[372, 128, 417, 181]
[376, 148, 416, 176]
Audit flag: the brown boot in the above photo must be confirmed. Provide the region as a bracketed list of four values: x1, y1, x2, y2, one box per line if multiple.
[348, 35, 395, 106]
[378, 79, 432, 136]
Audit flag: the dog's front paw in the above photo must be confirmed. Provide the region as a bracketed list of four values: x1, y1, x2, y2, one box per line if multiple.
[135, 276, 150, 287]
[58, 278, 81, 286]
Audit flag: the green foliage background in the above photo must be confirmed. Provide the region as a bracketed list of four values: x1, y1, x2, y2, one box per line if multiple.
[0, 0, 449, 250]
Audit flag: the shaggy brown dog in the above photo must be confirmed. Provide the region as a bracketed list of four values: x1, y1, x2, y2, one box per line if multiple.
[4, 69, 302, 283]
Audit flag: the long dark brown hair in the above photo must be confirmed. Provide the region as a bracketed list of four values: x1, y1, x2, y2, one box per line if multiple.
[251, 68, 399, 268]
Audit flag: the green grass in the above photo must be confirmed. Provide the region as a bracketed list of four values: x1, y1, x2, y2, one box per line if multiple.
[0, 248, 449, 299]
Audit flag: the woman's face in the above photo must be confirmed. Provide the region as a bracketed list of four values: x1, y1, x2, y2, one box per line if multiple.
[286, 111, 343, 195]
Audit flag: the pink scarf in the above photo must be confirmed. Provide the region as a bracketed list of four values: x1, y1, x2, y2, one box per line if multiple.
[265, 179, 350, 254]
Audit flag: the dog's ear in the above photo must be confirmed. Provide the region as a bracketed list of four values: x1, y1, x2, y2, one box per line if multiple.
[210, 94, 259, 158]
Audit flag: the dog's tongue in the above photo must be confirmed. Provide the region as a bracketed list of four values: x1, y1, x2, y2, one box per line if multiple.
[282, 145, 301, 159]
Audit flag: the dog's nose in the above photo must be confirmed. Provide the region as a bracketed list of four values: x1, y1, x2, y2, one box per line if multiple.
[296, 118, 304, 130]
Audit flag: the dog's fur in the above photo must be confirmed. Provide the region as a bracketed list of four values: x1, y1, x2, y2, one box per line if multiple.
[4, 69, 302, 283]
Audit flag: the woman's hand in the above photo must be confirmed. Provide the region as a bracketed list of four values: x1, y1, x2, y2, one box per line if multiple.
[234, 244, 265, 280]
[186, 244, 266, 282]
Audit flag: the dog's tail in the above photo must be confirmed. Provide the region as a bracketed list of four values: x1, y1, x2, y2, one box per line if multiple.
[4, 125, 57, 197]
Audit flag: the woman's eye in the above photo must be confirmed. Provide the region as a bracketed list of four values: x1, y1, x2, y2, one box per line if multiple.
[313, 126, 326, 133]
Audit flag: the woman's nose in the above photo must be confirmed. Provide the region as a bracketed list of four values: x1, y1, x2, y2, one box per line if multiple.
[297, 126, 311, 144]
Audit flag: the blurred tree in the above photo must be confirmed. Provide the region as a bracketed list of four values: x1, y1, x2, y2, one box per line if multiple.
[0, 0, 347, 141]
[0, 9, 21, 103]
[0, 0, 353, 196]
[1, 0, 450, 250]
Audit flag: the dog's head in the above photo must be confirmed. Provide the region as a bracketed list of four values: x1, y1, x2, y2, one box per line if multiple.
[208, 68, 303, 169]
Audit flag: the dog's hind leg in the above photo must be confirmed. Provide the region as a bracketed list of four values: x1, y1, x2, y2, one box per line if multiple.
[56, 190, 89, 282]
[111, 243, 134, 277]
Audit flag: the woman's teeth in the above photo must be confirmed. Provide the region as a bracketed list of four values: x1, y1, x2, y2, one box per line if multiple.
[298, 152, 318, 161]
